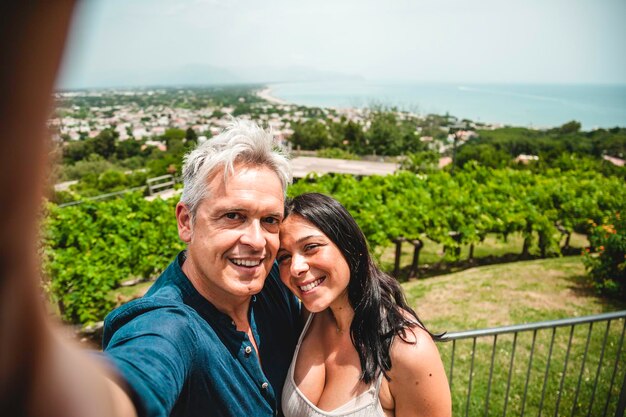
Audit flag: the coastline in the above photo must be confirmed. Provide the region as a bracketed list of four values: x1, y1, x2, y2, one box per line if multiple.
[256, 87, 289, 105]
[253, 81, 626, 130]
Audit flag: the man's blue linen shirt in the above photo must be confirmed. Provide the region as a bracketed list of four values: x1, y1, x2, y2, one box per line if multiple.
[102, 251, 301, 417]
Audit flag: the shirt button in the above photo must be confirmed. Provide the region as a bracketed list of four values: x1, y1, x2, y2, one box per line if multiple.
[261, 382, 269, 390]
[244, 346, 252, 355]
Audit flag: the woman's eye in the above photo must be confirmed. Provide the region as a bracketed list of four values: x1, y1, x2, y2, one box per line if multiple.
[277, 254, 291, 264]
[304, 243, 319, 251]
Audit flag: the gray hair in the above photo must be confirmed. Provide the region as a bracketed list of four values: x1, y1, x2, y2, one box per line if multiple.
[180, 118, 292, 219]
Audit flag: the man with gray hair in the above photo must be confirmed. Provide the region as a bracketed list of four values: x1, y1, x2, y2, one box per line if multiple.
[102, 118, 302, 417]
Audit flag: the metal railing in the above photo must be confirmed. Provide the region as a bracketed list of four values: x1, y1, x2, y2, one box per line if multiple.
[146, 174, 177, 195]
[57, 175, 180, 207]
[441, 310, 626, 417]
[58, 185, 147, 207]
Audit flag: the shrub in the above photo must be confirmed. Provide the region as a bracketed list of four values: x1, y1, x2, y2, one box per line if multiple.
[316, 147, 359, 160]
[583, 211, 626, 296]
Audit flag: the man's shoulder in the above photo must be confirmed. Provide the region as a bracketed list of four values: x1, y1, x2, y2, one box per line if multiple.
[105, 253, 196, 325]
[106, 293, 189, 321]
[102, 293, 201, 346]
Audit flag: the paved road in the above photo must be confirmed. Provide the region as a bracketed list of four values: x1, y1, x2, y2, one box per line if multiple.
[291, 156, 398, 178]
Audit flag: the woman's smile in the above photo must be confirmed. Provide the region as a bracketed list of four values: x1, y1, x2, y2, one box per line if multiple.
[278, 214, 351, 313]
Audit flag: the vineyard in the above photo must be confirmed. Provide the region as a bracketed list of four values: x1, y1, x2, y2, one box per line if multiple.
[43, 194, 185, 323]
[43, 165, 626, 325]
[289, 164, 625, 254]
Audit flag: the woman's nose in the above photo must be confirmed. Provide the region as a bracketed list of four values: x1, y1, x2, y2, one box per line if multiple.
[290, 253, 309, 276]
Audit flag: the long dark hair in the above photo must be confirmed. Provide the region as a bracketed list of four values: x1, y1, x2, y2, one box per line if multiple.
[284, 192, 443, 383]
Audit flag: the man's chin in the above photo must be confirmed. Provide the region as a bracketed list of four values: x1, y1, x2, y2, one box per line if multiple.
[231, 275, 267, 295]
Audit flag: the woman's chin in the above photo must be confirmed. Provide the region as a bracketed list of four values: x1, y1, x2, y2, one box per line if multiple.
[302, 301, 329, 314]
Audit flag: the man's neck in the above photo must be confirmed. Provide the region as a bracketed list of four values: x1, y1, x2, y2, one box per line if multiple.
[181, 258, 252, 326]
[181, 261, 260, 355]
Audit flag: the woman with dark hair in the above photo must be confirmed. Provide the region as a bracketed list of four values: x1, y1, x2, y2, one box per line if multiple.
[277, 193, 451, 417]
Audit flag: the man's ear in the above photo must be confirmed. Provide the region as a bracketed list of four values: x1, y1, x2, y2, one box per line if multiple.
[176, 202, 193, 243]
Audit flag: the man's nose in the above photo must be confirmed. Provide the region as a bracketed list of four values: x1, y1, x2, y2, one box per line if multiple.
[240, 220, 266, 249]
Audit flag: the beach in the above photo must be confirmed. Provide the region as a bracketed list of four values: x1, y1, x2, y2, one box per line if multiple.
[256, 87, 289, 105]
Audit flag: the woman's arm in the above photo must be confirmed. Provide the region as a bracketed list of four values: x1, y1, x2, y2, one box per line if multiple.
[387, 327, 452, 417]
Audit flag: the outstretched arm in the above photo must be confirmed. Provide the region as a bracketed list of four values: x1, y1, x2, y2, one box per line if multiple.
[0, 2, 136, 416]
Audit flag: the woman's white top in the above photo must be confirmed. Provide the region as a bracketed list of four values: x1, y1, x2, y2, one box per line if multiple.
[282, 314, 386, 417]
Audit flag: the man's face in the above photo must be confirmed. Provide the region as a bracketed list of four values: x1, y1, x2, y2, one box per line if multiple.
[176, 164, 284, 302]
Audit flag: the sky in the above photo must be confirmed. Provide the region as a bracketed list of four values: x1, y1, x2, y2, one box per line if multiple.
[58, 0, 626, 89]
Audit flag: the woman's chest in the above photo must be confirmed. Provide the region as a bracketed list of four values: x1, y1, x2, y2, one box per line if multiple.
[293, 332, 371, 410]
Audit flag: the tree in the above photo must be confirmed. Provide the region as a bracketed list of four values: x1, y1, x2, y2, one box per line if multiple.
[162, 128, 186, 147]
[343, 120, 367, 154]
[63, 140, 94, 163]
[232, 103, 251, 116]
[366, 111, 403, 156]
[185, 127, 198, 145]
[97, 169, 129, 191]
[557, 120, 582, 135]
[92, 129, 117, 159]
[60, 153, 115, 181]
[290, 119, 331, 150]
[456, 143, 509, 168]
[400, 151, 441, 173]
[115, 138, 142, 160]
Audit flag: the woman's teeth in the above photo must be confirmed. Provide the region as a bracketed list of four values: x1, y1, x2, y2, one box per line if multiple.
[299, 277, 324, 292]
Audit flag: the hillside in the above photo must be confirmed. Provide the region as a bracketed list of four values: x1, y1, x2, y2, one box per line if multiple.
[404, 256, 625, 333]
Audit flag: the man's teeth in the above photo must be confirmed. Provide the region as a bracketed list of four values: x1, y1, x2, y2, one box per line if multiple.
[300, 278, 324, 292]
[231, 259, 261, 267]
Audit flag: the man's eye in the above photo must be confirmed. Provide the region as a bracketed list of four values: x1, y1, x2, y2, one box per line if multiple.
[225, 213, 242, 220]
[264, 216, 280, 225]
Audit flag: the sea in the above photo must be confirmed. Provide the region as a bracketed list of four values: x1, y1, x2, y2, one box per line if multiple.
[269, 81, 626, 130]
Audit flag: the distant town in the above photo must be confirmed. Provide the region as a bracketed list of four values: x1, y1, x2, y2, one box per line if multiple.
[48, 85, 625, 206]
[50, 86, 484, 158]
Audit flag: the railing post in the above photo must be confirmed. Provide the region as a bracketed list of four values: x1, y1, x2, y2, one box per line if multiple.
[616, 370, 626, 417]
[146, 174, 175, 196]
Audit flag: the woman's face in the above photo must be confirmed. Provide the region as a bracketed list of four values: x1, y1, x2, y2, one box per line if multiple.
[277, 214, 351, 312]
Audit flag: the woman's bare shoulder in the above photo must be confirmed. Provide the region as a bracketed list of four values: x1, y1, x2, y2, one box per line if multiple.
[389, 324, 440, 367]
[386, 324, 451, 417]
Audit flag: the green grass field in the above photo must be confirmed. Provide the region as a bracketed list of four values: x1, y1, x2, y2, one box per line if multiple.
[403, 256, 626, 417]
